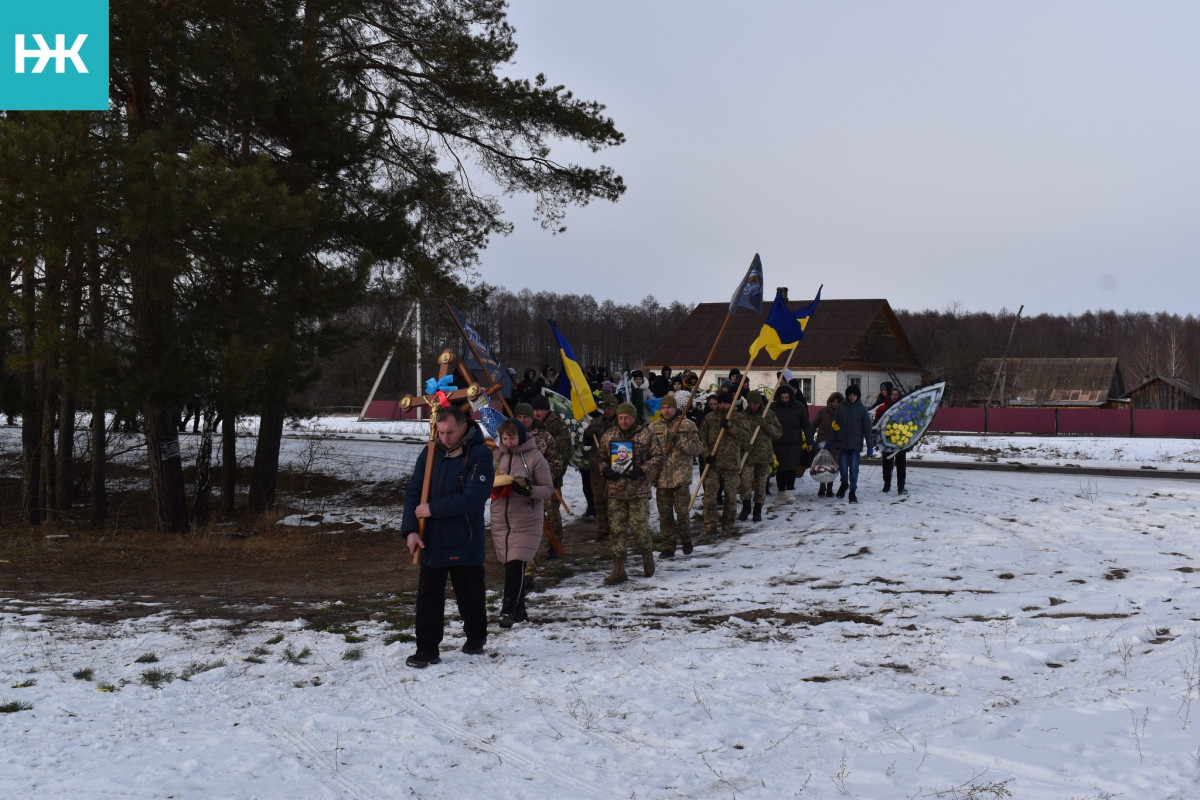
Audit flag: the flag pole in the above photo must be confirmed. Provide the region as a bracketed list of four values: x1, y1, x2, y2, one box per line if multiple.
[687, 351, 758, 514]
[737, 344, 801, 472]
[445, 302, 566, 556]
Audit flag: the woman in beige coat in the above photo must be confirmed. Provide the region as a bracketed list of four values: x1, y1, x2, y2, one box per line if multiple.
[490, 418, 553, 627]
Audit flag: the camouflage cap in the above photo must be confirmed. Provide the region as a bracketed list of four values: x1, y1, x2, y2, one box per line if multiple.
[601, 393, 619, 409]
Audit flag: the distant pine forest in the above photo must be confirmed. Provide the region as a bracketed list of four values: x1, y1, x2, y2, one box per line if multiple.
[298, 290, 1199, 409]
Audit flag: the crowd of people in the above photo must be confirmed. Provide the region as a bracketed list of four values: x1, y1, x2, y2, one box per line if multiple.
[399, 365, 911, 667]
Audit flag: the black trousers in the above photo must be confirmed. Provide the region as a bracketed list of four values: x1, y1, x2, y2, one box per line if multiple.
[580, 467, 595, 512]
[414, 563, 487, 653]
[883, 450, 907, 488]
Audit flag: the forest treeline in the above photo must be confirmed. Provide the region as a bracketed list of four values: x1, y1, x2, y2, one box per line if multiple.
[897, 305, 1197, 403]
[296, 287, 695, 407]
[301, 296, 1197, 409]
[0, 1, 624, 532]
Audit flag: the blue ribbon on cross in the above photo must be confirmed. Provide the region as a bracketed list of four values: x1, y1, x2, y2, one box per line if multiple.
[425, 375, 456, 395]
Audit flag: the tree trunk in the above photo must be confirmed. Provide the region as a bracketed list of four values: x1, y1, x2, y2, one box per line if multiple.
[87, 236, 107, 528]
[143, 409, 190, 533]
[39, 391, 57, 514]
[221, 411, 237, 515]
[249, 396, 286, 513]
[19, 256, 42, 526]
[90, 392, 107, 528]
[55, 390, 76, 512]
[193, 402, 215, 525]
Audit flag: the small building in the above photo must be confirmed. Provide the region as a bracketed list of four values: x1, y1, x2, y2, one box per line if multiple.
[1123, 375, 1200, 410]
[644, 295, 923, 404]
[971, 357, 1125, 408]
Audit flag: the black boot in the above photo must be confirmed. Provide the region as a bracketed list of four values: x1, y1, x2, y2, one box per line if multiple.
[513, 596, 528, 623]
[897, 484, 907, 495]
[818, 483, 827, 497]
[882, 481, 890, 493]
[752, 502, 763, 522]
[498, 598, 515, 628]
[848, 490, 858, 504]
[836, 482, 848, 499]
[738, 499, 752, 521]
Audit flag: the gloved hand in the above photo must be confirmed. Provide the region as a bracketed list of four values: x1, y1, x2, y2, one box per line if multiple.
[866, 447, 875, 458]
[666, 434, 677, 446]
[720, 418, 730, 430]
[511, 477, 532, 495]
[602, 467, 621, 480]
[749, 417, 762, 427]
[704, 455, 716, 466]
[628, 466, 644, 480]
[741, 441, 754, 453]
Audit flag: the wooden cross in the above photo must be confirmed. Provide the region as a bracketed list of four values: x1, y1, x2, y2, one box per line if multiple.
[401, 350, 492, 564]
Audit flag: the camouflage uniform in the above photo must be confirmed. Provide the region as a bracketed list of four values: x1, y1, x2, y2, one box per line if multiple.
[540, 409, 572, 541]
[737, 406, 783, 504]
[699, 409, 751, 535]
[599, 420, 664, 561]
[584, 401, 620, 538]
[650, 412, 702, 552]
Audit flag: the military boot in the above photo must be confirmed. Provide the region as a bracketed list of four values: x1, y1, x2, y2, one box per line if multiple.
[603, 558, 627, 585]
[642, 551, 655, 577]
[738, 499, 752, 521]
[752, 502, 763, 522]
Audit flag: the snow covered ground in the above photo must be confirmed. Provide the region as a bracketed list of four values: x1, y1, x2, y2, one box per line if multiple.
[4, 419, 1200, 798]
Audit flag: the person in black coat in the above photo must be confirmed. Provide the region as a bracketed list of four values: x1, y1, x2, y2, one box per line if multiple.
[770, 384, 814, 503]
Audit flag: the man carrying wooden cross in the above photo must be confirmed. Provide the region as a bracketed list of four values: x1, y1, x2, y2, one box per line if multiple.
[401, 366, 494, 668]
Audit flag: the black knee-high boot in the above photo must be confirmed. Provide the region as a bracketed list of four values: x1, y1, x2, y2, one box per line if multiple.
[500, 560, 526, 628]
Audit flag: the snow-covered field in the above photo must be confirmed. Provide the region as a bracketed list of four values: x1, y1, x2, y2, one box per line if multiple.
[4, 419, 1200, 798]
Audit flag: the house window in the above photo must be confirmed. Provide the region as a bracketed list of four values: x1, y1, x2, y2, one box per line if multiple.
[795, 376, 814, 403]
[846, 374, 862, 393]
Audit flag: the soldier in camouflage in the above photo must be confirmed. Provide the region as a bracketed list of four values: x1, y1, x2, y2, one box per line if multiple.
[735, 390, 783, 522]
[650, 393, 703, 557]
[583, 394, 620, 541]
[598, 402, 664, 584]
[530, 394, 571, 558]
[698, 390, 751, 537]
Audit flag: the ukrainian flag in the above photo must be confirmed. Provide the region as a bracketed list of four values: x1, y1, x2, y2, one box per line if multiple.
[548, 320, 598, 420]
[748, 286, 822, 360]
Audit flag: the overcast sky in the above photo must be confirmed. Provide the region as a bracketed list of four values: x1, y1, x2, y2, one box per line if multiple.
[475, 1, 1200, 316]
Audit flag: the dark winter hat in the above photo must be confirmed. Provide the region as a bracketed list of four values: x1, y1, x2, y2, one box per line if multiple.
[746, 390, 765, 406]
[616, 402, 637, 418]
[631, 369, 644, 379]
[661, 393, 678, 409]
[513, 402, 534, 418]
[776, 384, 793, 399]
[845, 385, 861, 398]
[498, 417, 528, 445]
[717, 391, 734, 405]
[529, 395, 550, 411]
[879, 381, 893, 394]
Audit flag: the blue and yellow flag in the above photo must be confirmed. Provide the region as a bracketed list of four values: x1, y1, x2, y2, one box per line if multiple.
[548, 319, 598, 420]
[748, 286, 823, 360]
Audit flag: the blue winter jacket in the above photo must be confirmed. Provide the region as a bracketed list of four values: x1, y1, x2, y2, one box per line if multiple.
[832, 396, 875, 453]
[402, 422, 495, 568]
